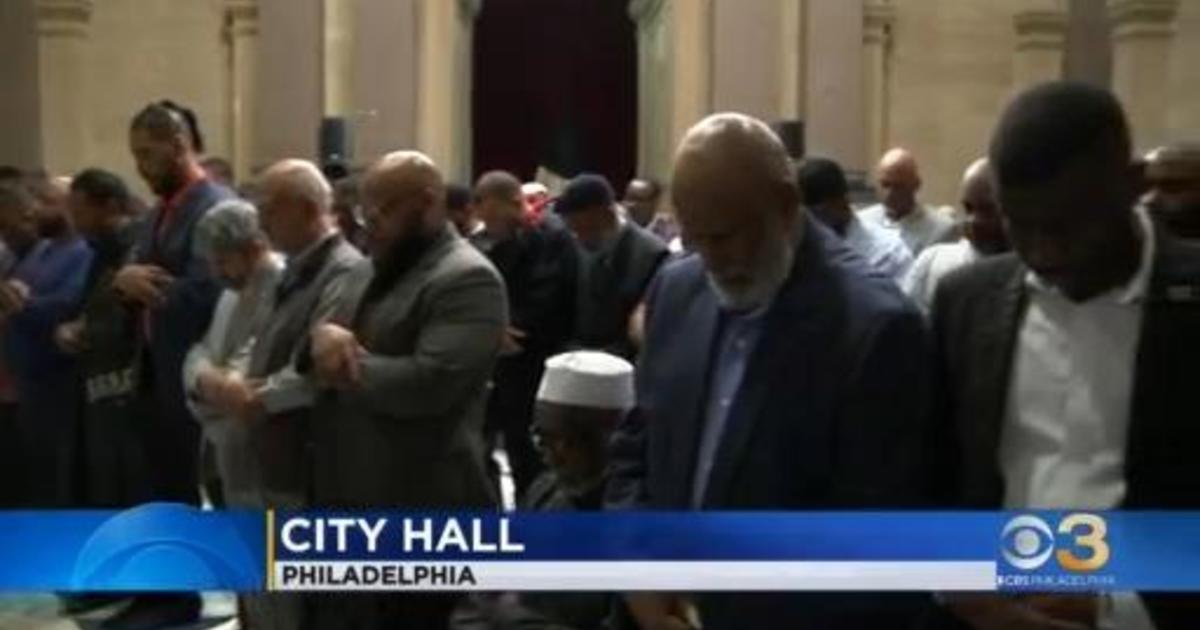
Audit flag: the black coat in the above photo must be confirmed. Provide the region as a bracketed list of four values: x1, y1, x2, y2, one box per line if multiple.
[606, 219, 937, 628]
[929, 227, 1200, 629]
[572, 221, 667, 359]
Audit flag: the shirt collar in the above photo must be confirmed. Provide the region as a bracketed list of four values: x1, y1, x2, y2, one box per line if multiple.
[1025, 206, 1156, 304]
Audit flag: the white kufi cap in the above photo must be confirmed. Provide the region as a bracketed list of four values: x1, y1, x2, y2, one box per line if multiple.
[536, 351, 635, 411]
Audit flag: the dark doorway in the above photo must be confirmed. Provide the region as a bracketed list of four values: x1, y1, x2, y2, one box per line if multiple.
[472, 0, 637, 188]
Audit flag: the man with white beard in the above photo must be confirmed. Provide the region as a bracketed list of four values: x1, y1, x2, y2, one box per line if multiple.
[605, 112, 938, 630]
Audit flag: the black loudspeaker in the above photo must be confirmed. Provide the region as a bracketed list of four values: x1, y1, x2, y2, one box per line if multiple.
[772, 120, 805, 159]
[319, 117, 351, 168]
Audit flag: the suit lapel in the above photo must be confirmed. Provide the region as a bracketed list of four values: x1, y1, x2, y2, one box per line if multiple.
[699, 226, 824, 507]
[969, 263, 1027, 496]
[666, 281, 720, 507]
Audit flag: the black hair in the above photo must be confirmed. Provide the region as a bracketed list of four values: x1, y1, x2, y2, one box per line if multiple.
[446, 183, 472, 211]
[70, 168, 131, 212]
[0, 166, 22, 184]
[130, 100, 206, 153]
[474, 171, 522, 202]
[555, 173, 615, 215]
[796, 157, 849, 206]
[990, 81, 1131, 188]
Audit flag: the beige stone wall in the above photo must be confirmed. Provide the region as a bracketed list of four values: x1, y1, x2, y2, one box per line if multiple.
[87, 0, 229, 194]
[0, 0, 42, 169]
[1167, 0, 1200, 142]
[886, 0, 1017, 206]
[711, 0, 784, 121]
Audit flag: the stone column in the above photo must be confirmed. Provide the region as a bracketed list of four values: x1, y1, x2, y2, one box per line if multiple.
[669, 0, 714, 154]
[1013, 3, 1068, 89]
[323, 0, 354, 118]
[1108, 0, 1180, 150]
[415, 0, 479, 182]
[806, 0, 865, 172]
[224, 0, 258, 181]
[353, 0, 418, 165]
[0, 0, 43, 169]
[863, 0, 894, 171]
[35, 0, 94, 175]
[255, 0, 322, 169]
[630, 0, 670, 181]
[779, 0, 806, 121]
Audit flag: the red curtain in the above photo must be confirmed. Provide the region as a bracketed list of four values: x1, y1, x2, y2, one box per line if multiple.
[472, 0, 637, 188]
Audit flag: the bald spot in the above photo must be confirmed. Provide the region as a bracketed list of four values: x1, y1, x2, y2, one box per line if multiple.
[960, 158, 994, 205]
[258, 159, 332, 215]
[878, 147, 920, 182]
[674, 113, 795, 191]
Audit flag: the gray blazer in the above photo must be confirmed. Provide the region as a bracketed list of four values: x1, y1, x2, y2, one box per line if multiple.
[311, 224, 508, 508]
[243, 233, 363, 506]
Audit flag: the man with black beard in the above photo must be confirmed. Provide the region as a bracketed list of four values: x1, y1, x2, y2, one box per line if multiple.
[109, 101, 233, 628]
[307, 151, 507, 629]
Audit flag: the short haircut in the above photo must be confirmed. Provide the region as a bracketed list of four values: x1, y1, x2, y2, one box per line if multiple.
[474, 171, 522, 202]
[70, 168, 131, 212]
[130, 100, 205, 153]
[446, 183, 472, 211]
[990, 81, 1131, 188]
[555, 173, 615, 215]
[796, 157, 849, 206]
[195, 199, 265, 254]
[0, 165, 22, 184]
[628, 177, 663, 199]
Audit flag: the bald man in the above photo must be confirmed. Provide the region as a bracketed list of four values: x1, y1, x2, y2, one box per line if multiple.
[1144, 142, 1200, 239]
[307, 152, 506, 628]
[606, 113, 936, 629]
[860, 148, 956, 255]
[902, 158, 1010, 311]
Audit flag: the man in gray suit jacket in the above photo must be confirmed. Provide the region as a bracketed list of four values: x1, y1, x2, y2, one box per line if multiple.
[307, 151, 508, 629]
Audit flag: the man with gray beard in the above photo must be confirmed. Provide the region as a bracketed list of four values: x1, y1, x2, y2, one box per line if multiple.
[605, 113, 938, 630]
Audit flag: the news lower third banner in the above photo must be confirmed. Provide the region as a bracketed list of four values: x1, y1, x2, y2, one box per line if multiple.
[1, 505, 1198, 593]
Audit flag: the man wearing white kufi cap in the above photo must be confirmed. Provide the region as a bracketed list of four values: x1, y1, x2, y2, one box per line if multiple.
[525, 350, 633, 511]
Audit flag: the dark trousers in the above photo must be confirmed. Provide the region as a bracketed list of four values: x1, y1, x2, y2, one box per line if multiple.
[139, 362, 200, 506]
[15, 376, 80, 507]
[0, 401, 21, 507]
[484, 354, 546, 501]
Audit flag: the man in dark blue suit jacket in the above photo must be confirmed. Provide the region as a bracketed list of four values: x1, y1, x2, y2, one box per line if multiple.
[606, 113, 937, 630]
[109, 101, 232, 629]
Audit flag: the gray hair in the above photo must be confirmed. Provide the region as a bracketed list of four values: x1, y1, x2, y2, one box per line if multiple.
[196, 199, 266, 255]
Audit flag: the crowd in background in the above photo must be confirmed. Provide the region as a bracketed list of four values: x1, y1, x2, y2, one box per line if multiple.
[1, 80, 1200, 630]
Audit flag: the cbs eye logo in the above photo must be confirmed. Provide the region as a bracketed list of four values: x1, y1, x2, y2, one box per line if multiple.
[1000, 513, 1110, 573]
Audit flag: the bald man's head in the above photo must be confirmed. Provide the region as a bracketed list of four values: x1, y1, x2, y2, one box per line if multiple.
[256, 159, 333, 255]
[877, 147, 921, 218]
[361, 151, 447, 262]
[1145, 142, 1200, 239]
[959, 158, 1008, 255]
[671, 113, 800, 311]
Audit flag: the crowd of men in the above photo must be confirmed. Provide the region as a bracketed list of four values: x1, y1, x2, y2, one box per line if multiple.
[1, 80, 1200, 630]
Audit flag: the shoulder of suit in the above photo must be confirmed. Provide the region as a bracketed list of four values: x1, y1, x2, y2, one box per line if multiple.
[936, 252, 1020, 301]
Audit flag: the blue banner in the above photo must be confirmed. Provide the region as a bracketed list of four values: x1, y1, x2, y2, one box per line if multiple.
[2, 507, 1200, 592]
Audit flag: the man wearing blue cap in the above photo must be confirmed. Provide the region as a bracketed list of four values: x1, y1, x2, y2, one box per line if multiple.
[556, 173, 668, 359]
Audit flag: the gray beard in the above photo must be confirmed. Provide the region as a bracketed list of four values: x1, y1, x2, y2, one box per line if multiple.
[707, 237, 795, 312]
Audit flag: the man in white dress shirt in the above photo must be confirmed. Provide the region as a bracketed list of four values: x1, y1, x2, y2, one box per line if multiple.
[797, 156, 912, 281]
[932, 82, 1200, 630]
[860, 147, 956, 256]
[903, 158, 1009, 310]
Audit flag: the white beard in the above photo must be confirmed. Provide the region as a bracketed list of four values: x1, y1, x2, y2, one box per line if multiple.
[707, 235, 795, 312]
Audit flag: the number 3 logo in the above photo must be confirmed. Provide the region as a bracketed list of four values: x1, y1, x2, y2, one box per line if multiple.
[1056, 513, 1110, 572]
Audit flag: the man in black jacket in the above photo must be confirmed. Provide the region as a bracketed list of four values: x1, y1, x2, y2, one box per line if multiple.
[557, 174, 667, 360]
[931, 82, 1200, 629]
[472, 170, 578, 499]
